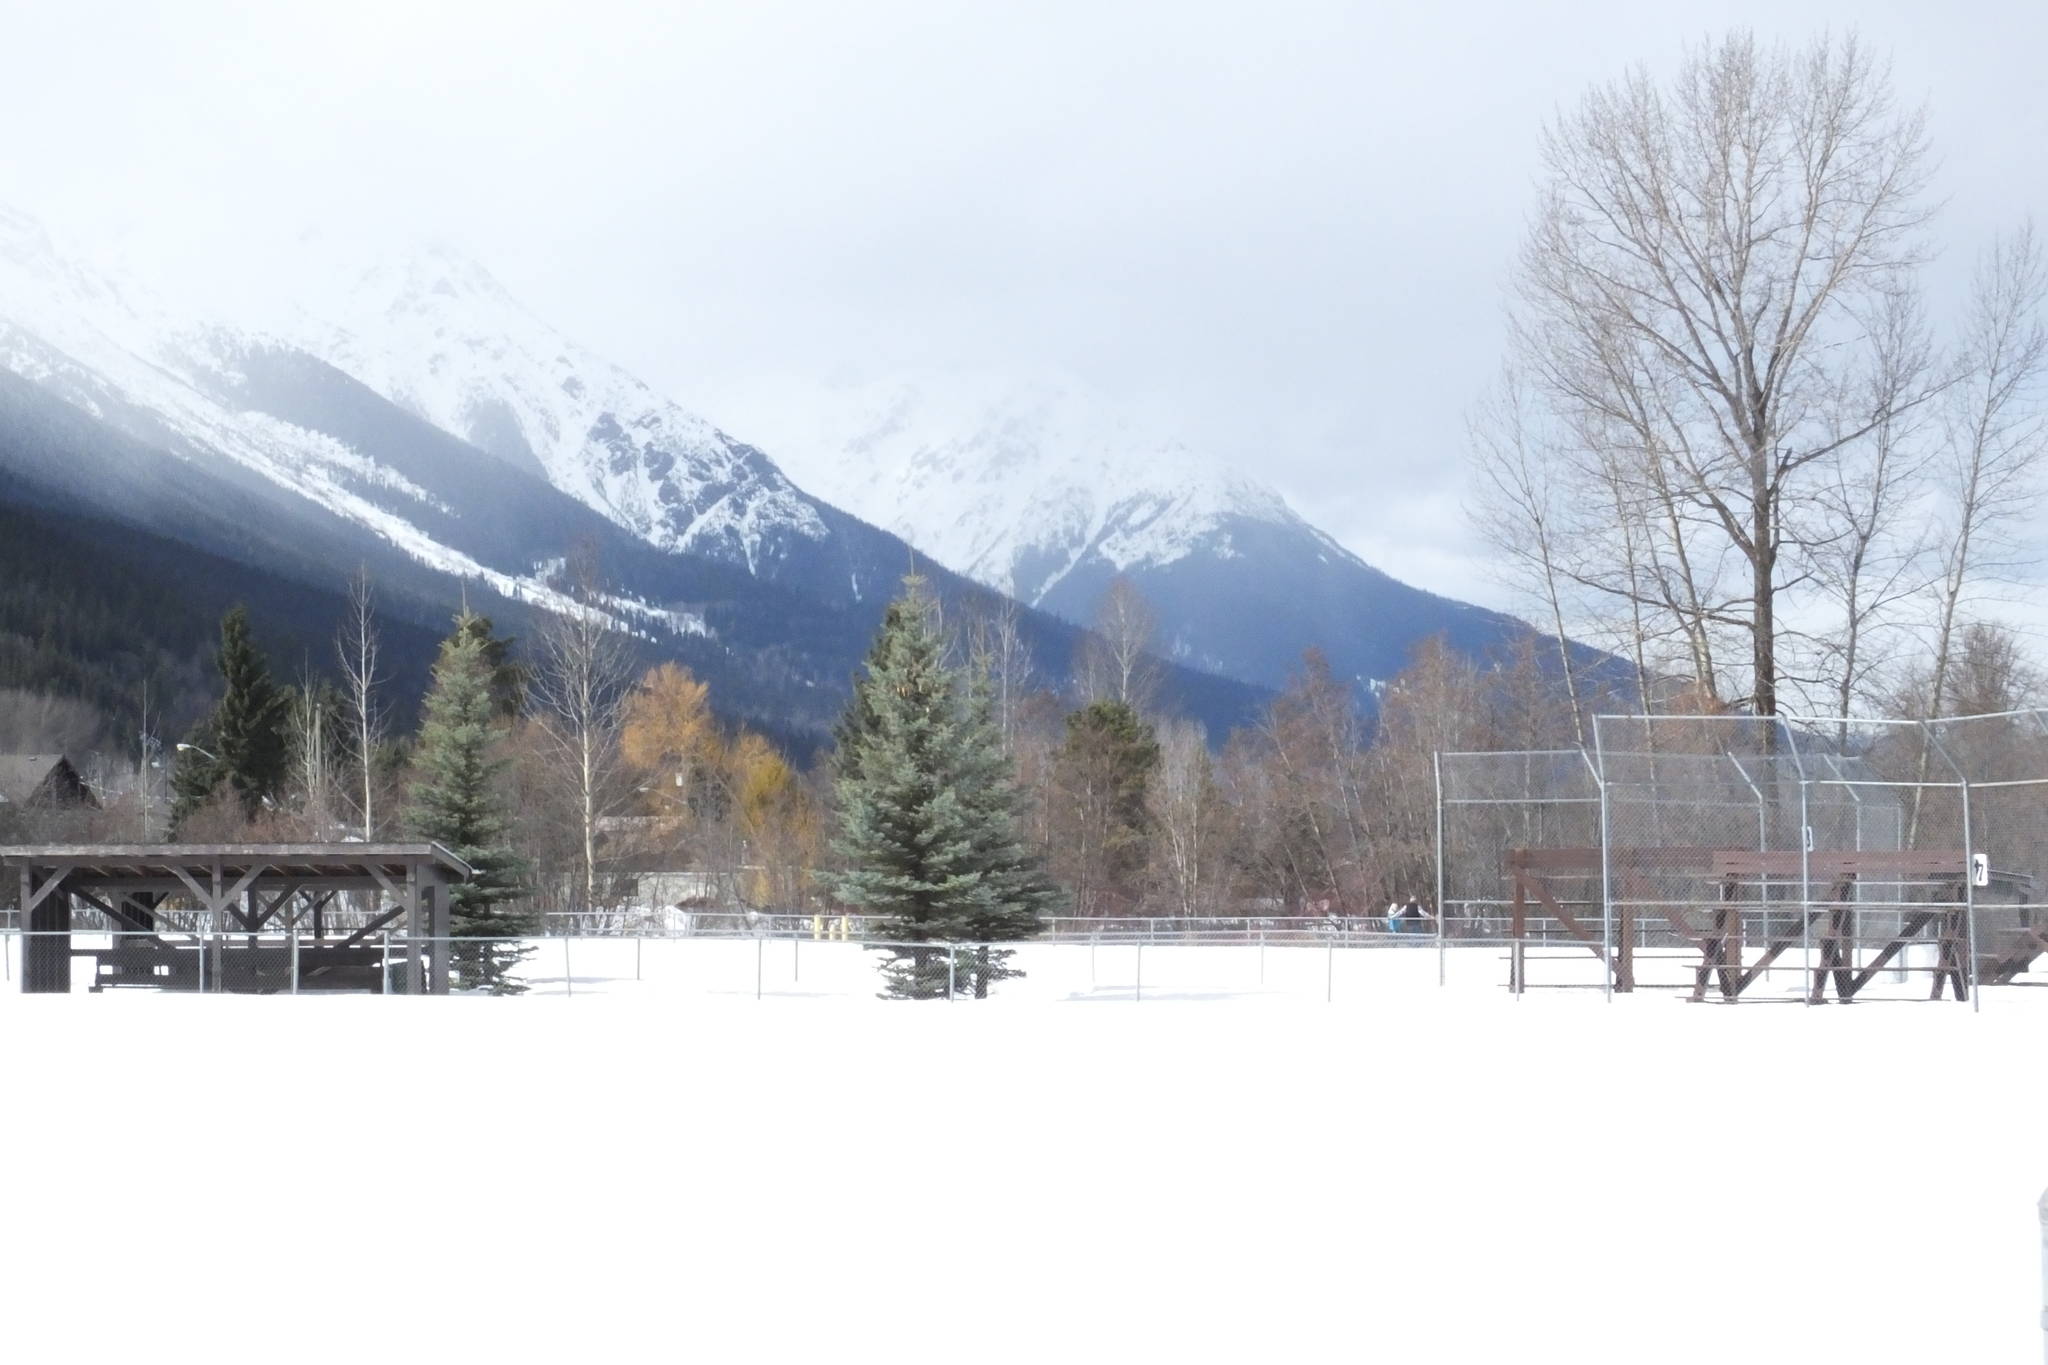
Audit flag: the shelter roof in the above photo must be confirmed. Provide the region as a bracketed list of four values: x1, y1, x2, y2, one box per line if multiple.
[0, 843, 472, 882]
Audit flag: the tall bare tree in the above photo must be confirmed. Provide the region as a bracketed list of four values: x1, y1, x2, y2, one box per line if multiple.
[962, 595, 1036, 753]
[1811, 284, 1937, 726]
[1923, 226, 2048, 719]
[530, 556, 635, 911]
[1150, 720, 1225, 918]
[1468, 368, 1589, 741]
[1079, 576, 1162, 712]
[336, 567, 384, 839]
[1506, 31, 1936, 715]
[292, 670, 337, 837]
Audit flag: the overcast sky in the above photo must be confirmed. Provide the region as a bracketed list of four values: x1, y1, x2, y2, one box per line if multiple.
[5, 1, 2045, 609]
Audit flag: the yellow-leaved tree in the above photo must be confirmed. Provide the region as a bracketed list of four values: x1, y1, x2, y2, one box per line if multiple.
[619, 662, 718, 829]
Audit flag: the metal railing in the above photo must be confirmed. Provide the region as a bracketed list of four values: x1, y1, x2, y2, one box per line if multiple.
[536, 911, 1445, 944]
[0, 928, 1537, 1002]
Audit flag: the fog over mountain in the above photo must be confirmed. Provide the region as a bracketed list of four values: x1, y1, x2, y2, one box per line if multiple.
[8, 2, 2039, 624]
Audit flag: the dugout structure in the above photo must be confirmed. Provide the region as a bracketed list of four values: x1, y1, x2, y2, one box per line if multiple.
[1435, 712, 2048, 1004]
[3, 844, 469, 994]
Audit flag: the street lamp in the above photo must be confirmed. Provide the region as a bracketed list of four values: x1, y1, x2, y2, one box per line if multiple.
[176, 742, 219, 762]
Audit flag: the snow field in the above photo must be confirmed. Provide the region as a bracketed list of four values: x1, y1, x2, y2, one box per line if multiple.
[2, 950, 2043, 1362]
[503, 936, 1981, 1006]
[514, 936, 1496, 1002]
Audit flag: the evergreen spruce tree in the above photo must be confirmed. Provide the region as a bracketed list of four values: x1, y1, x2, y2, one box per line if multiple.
[1053, 699, 1160, 915]
[169, 719, 223, 829]
[950, 663, 1062, 995]
[170, 606, 291, 828]
[406, 611, 533, 993]
[829, 578, 1057, 998]
[453, 610, 527, 717]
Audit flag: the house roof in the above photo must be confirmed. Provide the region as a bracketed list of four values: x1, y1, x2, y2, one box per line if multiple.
[0, 754, 90, 806]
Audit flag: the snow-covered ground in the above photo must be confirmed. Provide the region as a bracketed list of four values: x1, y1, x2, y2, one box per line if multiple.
[2, 941, 2042, 1362]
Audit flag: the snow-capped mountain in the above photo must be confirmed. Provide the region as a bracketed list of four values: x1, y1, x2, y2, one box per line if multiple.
[270, 243, 832, 573]
[743, 377, 1291, 600]
[0, 207, 1265, 738]
[744, 374, 1538, 696]
[0, 204, 646, 627]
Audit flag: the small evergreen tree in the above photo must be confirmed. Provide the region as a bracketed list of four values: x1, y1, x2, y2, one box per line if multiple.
[406, 611, 532, 992]
[1051, 699, 1161, 917]
[829, 578, 1057, 998]
[171, 606, 291, 829]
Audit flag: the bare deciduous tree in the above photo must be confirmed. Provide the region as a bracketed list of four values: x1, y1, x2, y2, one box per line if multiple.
[1924, 226, 2048, 718]
[1468, 368, 1590, 742]
[1150, 719, 1223, 918]
[963, 595, 1035, 753]
[336, 567, 384, 839]
[1809, 285, 1937, 727]
[530, 555, 635, 911]
[1079, 576, 1162, 712]
[292, 670, 336, 837]
[1506, 31, 1936, 715]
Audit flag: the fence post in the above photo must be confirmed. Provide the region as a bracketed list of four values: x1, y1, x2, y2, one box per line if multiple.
[2038, 1187, 2048, 1363]
[1594, 717, 1613, 1004]
[1259, 929, 1265, 987]
[755, 934, 763, 1000]
[379, 931, 389, 995]
[1326, 937, 1334, 1003]
[200, 928, 209, 995]
[1959, 771, 1982, 1015]
[946, 946, 956, 1002]
[564, 936, 574, 998]
[1134, 940, 1142, 1003]
[794, 934, 800, 984]
[290, 928, 300, 996]
[1799, 777, 1813, 1007]
[1434, 750, 1447, 988]
[635, 935, 643, 983]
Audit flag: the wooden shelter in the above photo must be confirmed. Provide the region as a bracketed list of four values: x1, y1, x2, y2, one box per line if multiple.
[3, 844, 469, 994]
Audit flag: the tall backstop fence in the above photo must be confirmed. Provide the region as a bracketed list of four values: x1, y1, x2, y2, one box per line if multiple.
[1437, 711, 2048, 1005]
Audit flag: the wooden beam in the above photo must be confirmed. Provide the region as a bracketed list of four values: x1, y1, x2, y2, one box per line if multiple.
[21, 865, 69, 915]
[1841, 912, 1938, 999]
[337, 906, 406, 948]
[70, 889, 161, 939]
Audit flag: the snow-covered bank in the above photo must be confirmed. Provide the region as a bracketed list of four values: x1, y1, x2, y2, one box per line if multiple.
[2, 956, 2042, 1362]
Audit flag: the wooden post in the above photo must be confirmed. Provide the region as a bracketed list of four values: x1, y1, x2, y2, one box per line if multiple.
[426, 876, 450, 995]
[403, 860, 424, 996]
[1617, 900, 1635, 993]
[21, 864, 75, 994]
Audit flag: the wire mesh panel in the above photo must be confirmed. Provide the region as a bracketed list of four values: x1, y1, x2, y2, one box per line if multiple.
[1927, 711, 2048, 988]
[1438, 750, 1600, 963]
[1780, 720, 1970, 1002]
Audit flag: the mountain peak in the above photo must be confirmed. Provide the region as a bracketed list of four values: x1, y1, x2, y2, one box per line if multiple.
[263, 237, 831, 563]
[0, 202, 56, 266]
[338, 237, 521, 324]
[740, 370, 1305, 601]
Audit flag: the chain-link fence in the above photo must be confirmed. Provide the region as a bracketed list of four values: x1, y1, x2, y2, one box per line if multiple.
[1438, 710, 2048, 1004]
